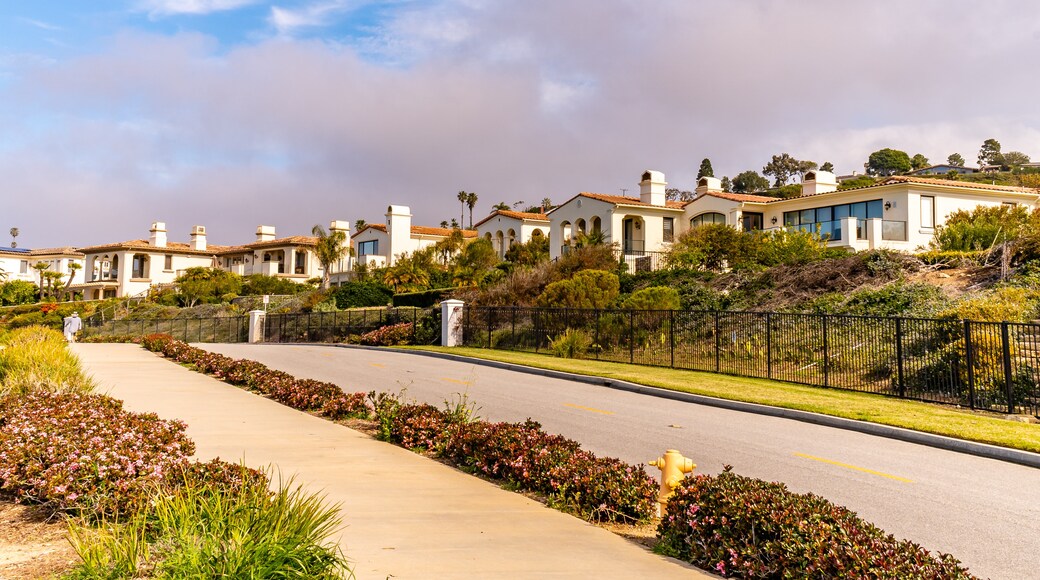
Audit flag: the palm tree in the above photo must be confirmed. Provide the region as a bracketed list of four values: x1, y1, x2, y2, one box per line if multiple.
[457, 191, 468, 228]
[9, 227, 18, 249]
[32, 262, 50, 299]
[540, 197, 553, 212]
[466, 191, 478, 228]
[492, 201, 510, 211]
[311, 224, 350, 290]
[355, 219, 367, 231]
[64, 262, 82, 301]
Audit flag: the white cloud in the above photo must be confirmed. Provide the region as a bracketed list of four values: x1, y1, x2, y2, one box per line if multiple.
[19, 18, 63, 31]
[138, 0, 259, 17]
[268, 1, 352, 35]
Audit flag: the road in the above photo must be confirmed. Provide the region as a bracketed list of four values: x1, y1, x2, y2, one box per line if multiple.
[202, 343, 1040, 579]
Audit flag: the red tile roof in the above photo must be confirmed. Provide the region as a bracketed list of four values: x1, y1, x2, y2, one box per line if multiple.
[218, 236, 318, 254]
[352, 223, 477, 239]
[77, 239, 231, 256]
[879, 175, 1039, 194]
[574, 192, 687, 210]
[699, 191, 778, 203]
[473, 210, 549, 229]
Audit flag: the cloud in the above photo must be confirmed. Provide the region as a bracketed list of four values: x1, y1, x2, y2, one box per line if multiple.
[19, 18, 63, 31]
[4, 0, 1040, 248]
[268, 1, 353, 35]
[138, 0, 259, 17]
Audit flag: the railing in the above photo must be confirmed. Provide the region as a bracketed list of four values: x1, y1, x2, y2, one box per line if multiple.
[262, 307, 438, 344]
[882, 220, 907, 241]
[623, 239, 645, 253]
[460, 306, 1040, 417]
[612, 249, 668, 272]
[83, 316, 249, 343]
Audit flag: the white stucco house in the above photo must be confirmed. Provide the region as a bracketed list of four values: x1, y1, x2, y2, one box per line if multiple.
[0, 247, 85, 288]
[351, 205, 477, 268]
[474, 210, 550, 259]
[547, 169, 1040, 271]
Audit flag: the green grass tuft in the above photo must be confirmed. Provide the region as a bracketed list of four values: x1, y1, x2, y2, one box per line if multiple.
[0, 325, 94, 396]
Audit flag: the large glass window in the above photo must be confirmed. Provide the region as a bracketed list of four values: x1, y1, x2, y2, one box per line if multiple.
[783, 199, 884, 241]
[690, 212, 726, 228]
[741, 213, 763, 231]
[358, 240, 379, 256]
[921, 196, 935, 228]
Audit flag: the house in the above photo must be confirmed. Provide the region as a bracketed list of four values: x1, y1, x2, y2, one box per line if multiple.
[681, 170, 1040, 252]
[351, 205, 477, 268]
[474, 210, 550, 259]
[73, 222, 227, 300]
[547, 170, 686, 269]
[907, 164, 979, 176]
[216, 224, 341, 281]
[0, 246, 86, 289]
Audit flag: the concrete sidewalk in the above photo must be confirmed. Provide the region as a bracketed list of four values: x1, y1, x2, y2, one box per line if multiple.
[72, 344, 711, 579]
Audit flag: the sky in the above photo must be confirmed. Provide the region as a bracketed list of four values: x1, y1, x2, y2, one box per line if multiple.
[2, 0, 1040, 248]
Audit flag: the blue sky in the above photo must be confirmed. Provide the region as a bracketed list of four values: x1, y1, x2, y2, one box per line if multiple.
[2, 1, 1040, 248]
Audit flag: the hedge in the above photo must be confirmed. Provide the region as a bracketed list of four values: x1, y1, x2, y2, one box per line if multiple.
[392, 287, 453, 308]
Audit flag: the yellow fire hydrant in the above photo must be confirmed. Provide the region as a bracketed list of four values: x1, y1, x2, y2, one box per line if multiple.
[649, 449, 696, 517]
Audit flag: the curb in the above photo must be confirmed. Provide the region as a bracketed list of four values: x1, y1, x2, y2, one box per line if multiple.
[330, 343, 1040, 470]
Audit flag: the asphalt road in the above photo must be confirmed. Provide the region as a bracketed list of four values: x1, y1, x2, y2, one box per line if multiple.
[202, 343, 1040, 579]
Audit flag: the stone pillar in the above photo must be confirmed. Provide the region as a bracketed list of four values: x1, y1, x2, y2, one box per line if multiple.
[867, 217, 883, 249]
[441, 299, 464, 347]
[248, 310, 266, 344]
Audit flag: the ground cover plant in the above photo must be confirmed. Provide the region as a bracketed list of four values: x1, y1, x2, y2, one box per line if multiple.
[656, 467, 975, 579]
[0, 326, 95, 395]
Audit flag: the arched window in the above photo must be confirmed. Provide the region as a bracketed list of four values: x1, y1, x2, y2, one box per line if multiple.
[690, 212, 727, 228]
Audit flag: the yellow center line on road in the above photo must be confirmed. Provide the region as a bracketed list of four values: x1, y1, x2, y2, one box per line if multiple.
[369, 362, 385, 368]
[563, 403, 615, 416]
[440, 377, 472, 386]
[793, 452, 914, 483]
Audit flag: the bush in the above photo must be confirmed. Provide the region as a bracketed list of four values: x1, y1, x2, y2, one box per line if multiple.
[333, 281, 393, 309]
[932, 204, 1037, 252]
[0, 391, 194, 517]
[175, 267, 243, 307]
[65, 473, 349, 579]
[666, 224, 744, 271]
[393, 287, 453, 308]
[656, 466, 974, 579]
[0, 326, 95, 395]
[536, 270, 619, 309]
[938, 286, 1040, 322]
[358, 322, 414, 346]
[241, 274, 313, 296]
[621, 286, 680, 311]
[549, 328, 593, 358]
[0, 280, 38, 306]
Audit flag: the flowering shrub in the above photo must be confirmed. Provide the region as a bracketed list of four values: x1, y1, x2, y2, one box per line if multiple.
[142, 335, 370, 420]
[78, 334, 142, 344]
[0, 391, 194, 516]
[656, 466, 976, 579]
[358, 322, 413, 346]
[379, 401, 657, 523]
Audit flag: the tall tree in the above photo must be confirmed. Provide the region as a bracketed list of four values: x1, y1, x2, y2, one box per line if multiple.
[32, 262, 50, 299]
[978, 138, 1001, 167]
[997, 151, 1031, 169]
[354, 219, 367, 231]
[696, 158, 714, 179]
[910, 153, 930, 170]
[762, 153, 802, 187]
[8, 227, 18, 249]
[866, 148, 912, 176]
[820, 161, 834, 172]
[492, 201, 510, 211]
[541, 197, 554, 212]
[947, 153, 965, 167]
[440, 220, 449, 228]
[797, 160, 818, 175]
[311, 224, 350, 289]
[665, 188, 694, 201]
[732, 170, 770, 193]
[720, 176, 732, 192]
[465, 192, 478, 228]
[457, 190, 468, 227]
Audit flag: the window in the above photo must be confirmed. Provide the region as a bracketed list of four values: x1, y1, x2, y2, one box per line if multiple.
[132, 255, 147, 279]
[690, 212, 726, 228]
[662, 217, 674, 242]
[294, 250, 306, 274]
[358, 240, 378, 256]
[783, 199, 884, 241]
[164, 254, 173, 270]
[921, 196, 935, 228]
[19, 260, 28, 274]
[741, 213, 763, 231]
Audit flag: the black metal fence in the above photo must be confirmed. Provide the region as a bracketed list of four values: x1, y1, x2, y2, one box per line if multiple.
[263, 307, 439, 343]
[461, 306, 1040, 417]
[83, 316, 249, 343]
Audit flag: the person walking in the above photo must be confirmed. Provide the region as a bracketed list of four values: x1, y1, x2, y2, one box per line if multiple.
[63, 311, 82, 343]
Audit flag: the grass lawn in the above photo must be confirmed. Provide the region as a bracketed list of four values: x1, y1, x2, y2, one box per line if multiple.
[408, 346, 1040, 454]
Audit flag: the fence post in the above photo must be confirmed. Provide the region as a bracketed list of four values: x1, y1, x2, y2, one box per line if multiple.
[487, 308, 494, 348]
[765, 312, 772, 380]
[440, 299, 464, 347]
[669, 309, 675, 368]
[511, 306, 517, 350]
[1001, 322, 1014, 414]
[594, 309, 601, 360]
[629, 310, 635, 364]
[964, 320, 976, 410]
[714, 311, 720, 373]
[895, 318, 905, 398]
[535, 309, 540, 353]
[412, 308, 417, 344]
[822, 314, 829, 387]
[247, 310, 266, 343]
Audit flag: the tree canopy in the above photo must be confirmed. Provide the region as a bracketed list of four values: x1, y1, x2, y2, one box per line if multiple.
[910, 153, 929, 170]
[762, 153, 803, 187]
[978, 139, 1001, 166]
[820, 161, 834, 172]
[732, 170, 770, 193]
[697, 158, 714, 179]
[947, 153, 965, 167]
[866, 148, 912, 176]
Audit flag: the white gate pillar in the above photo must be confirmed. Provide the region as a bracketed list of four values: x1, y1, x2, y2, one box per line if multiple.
[441, 299, 464, 347]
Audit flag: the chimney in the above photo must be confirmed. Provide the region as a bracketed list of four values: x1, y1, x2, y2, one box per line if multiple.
[329, 220, 351, 237]
[639, 170, 667, 206]
[801, 170, 838, 196]
[695, 176, 723, 197]
[149, 221, 167, 248]
[385, 205, 412, 266]
[190, 225, 207, 251]
[256, 225, 276, 242]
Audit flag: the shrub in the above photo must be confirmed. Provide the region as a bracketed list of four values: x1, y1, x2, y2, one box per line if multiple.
[621, 286, 680, 311]
[0, 391, 194, 517]
[0, 280, 38, 306]
[549, 328, 593, 358]
[0, 326, 95, 395]
[536, 270, 619, 309]
[656, 466, 975, 579]
[932, 204, 1037, 252]
[333, 281, 393, 309]
[65, 473, 350, 579]
[392, 287, 454, 308]
[358, 322, 414, 346]
[938, 286, 1040, 323]
[241, 274, 313, 296]
[175, 267, 243, 307]
[666, 224, 744, 271]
